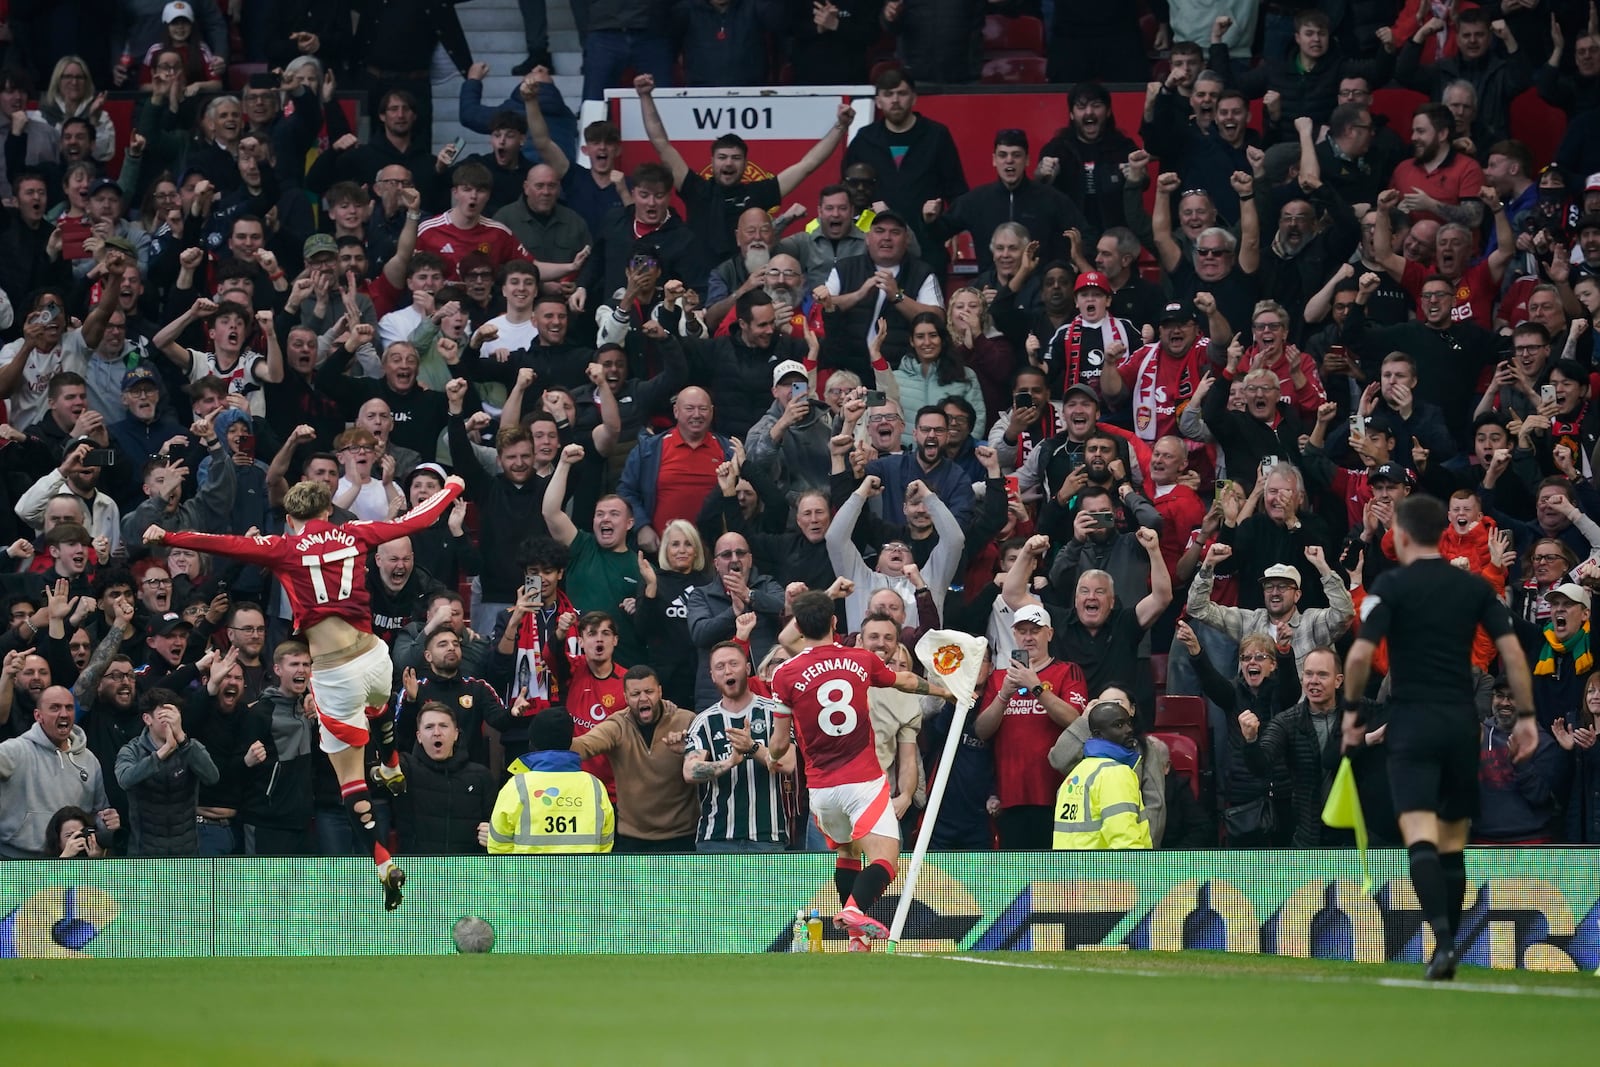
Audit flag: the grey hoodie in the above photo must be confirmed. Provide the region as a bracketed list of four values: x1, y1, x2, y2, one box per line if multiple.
[0, 723, 108, 858]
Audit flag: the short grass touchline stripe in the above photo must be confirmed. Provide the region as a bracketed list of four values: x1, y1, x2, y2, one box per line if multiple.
[904, 953, 1600, 1000]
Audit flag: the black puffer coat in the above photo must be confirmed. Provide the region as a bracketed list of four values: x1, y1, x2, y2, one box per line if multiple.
[1242, 698, 1346, 848]
[394, 744, 495, 855]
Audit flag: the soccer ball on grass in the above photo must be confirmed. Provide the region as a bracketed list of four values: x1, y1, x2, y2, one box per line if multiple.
[453, 915, 495, 953]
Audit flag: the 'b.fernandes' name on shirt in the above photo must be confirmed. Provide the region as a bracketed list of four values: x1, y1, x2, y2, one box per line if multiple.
[791, 657, 871, 691]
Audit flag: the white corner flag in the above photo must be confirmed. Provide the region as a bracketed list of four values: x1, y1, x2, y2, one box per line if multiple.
[914, 630, 986, 710]
[887, 630, 989, 953]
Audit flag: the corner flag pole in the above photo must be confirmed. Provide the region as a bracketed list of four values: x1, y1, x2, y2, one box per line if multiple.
[889, 631, 987, 954]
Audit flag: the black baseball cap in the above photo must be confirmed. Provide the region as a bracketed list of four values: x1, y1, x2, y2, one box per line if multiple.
[1368, 462, 1415, 487]
[1158, 300, 1198, 324]
[147, 612, 192, 638]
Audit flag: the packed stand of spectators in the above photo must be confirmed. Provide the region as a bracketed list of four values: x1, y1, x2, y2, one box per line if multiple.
[3, 0, 1600, 861]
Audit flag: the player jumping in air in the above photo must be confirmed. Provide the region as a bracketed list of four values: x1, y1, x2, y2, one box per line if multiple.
[145, 476, 465, 910]
[768, 590, 952, 949]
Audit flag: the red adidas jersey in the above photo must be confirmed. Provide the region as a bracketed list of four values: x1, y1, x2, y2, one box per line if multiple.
[162, 483, 462, 634]
[415, 214, 529, 278]
[770, 643, 899, 789]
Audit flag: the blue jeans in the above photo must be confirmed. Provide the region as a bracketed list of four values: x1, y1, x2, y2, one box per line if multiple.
[196, 821, 241, 857]
[581, 31, 674, 102]
[696, 839, 787, 853]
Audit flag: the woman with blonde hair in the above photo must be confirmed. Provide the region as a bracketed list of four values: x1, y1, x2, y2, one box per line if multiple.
[33, 56, 115, 162]
[947, 285, 1014, 430]
[637, 519, 714, 708]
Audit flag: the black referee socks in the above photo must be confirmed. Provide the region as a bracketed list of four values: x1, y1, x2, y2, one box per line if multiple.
[1440, 850, 1467, 938]
[1408, 841, 1453, 949]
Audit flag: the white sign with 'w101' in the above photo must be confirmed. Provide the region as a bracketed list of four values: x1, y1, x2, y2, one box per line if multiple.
[609, 86, 872, 143]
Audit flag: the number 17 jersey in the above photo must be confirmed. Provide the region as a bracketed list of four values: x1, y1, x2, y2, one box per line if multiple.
[770, 643, 899, 789]
[163, 484, 463, 635]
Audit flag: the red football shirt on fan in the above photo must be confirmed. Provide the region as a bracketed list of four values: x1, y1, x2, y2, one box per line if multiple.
[979, 658, 1087, 808]
[771, 643, 899, 789]
[1150, 482, 1207, 581]
[1401, 259, 1495, 329]
[162, 484, 462, 634]
[652, 430, 724, 532]
[1115, 338, 1212, 442]
[565, 655, 626, 799]
[415, 214, 529, 278]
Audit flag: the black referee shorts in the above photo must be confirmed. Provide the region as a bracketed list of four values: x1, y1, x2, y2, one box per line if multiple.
[1385, 706, 1480, 823]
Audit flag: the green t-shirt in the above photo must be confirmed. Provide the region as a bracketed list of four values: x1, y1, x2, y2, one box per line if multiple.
[564, 531, 645, 666]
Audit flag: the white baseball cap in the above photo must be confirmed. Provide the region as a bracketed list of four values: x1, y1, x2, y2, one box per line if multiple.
[163, 0, 194, 22]
[1549, 582, 1592, 610]
[771, 360, 807, 386]
[1260, 564, 1301, 587]
[1013, 603, 1053, 628]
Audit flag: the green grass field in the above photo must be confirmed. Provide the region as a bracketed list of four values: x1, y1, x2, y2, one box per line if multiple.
[3, 951, 1595, 1065]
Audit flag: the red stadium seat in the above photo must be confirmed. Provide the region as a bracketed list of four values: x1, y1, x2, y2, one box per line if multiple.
[1149, 652, 1169, 699]
[1153, 731, 1201, 800]
[1139, 13, 1160, 55]
[949, 230, 978, 275]
[1509, 88, 1564, 171]
[982, 15, 1045, 55]
[980, 56, 1047, 85]
[1155, 694, 1209, 773]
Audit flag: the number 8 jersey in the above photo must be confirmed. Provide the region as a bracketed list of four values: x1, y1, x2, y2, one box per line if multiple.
[162, 483, 463, 635]
[770, 643, 899, 789]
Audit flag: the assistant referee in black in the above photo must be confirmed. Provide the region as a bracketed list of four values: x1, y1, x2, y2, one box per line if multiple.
[1341, 495, 1538, 981]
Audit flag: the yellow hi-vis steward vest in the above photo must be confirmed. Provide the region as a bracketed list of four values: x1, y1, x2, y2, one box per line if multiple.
[488, 770, 615, 854]
[1052, 756, 1152, 851]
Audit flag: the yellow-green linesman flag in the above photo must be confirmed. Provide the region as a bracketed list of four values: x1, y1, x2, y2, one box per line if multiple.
[1321, 756, 1372, 894]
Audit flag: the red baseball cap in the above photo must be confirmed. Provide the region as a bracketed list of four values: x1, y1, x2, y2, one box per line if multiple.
[1074, 271, 1112, 293]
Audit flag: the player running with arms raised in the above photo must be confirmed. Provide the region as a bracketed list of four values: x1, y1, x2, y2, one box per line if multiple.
[768, 590, 952, 948]
[145, 476, 465, 910]
[1342, 494, 1536, 980]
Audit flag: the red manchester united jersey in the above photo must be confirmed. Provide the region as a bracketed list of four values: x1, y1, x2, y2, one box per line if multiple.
[162, 483, 463, 635]
[771, 643, 899, 789]
[415, 215, 529, 278]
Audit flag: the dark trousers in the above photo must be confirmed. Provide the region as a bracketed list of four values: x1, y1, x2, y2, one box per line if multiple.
[581, 31, 674, 102]
[518, 0, 549, 56]
[996, 804, 1053, 850]
[315, 800, 393, 856]
[615, 833, 698, 853]
[1047, 30, 1148, 84]
[244, 822, 316, 856]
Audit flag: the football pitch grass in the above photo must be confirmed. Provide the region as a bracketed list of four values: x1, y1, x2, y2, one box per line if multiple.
[3, 951, 1596, 1065]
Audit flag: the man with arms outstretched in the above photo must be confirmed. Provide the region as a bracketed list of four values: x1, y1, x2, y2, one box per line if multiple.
[633, 74, 855, 263]
[1342, 494, 1535, 980]
[145, 476, 465, 910]
[767, 590, 952, 949]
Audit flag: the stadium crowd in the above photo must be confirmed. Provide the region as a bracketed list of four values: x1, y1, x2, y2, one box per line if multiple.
[0, 0, 1599, 860]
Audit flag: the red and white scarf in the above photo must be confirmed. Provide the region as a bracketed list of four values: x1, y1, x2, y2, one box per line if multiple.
[1013, 400, 1059, 471]
[1055, 315, 1130, 390]
[1126, 338, 1207, 441]
[513, 590, 577, 712]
